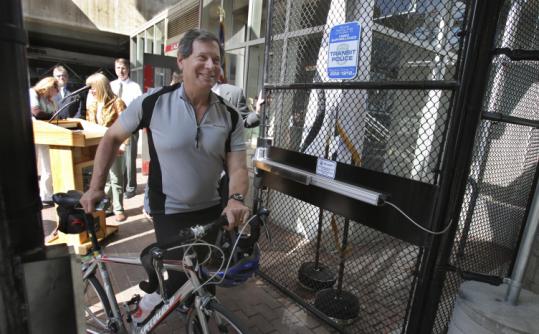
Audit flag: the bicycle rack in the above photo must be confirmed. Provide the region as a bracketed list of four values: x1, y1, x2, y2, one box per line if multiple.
[297, 208, 337, 291]
[314, 218, 359, 325]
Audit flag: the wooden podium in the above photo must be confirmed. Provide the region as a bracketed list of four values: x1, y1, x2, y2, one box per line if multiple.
[34, 118, 118, 253]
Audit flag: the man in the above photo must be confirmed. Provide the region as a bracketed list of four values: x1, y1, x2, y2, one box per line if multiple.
[110, 58, 142, 199]
[212, 68, 259, 128]
[80, 29, 250, 323]
[211, 69, 260, 207]
[52, 65, 86, 119]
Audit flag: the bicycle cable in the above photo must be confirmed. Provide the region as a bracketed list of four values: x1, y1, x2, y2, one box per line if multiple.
[192, 215, 257, 292]
[171, 215, 258, 294]
[384, 200, 454, 236]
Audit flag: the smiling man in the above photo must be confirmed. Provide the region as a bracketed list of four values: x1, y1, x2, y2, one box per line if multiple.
[80, 29, 250, 324]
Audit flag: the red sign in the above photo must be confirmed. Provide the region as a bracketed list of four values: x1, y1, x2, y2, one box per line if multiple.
[165, 42, 179, 53]
[143, 64, 154, 93]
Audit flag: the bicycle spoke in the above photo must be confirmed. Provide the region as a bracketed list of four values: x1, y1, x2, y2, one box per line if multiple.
[186, 300, 249, 334]
[83, 275, 115, 333]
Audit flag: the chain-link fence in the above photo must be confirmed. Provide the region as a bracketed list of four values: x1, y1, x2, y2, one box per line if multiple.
[255, 0, 538, 333]
[256, 0, 470, 333]
[432, 0, 539, 332]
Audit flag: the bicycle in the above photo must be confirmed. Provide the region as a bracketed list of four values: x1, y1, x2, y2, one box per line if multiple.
[52, 191, 270, 334]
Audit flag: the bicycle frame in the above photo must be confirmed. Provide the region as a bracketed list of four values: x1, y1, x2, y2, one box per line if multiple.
[83, 246, 215, 334]
[52, 192, 268, 334]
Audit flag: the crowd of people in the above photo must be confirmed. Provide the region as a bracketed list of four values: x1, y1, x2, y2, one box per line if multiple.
[30, 59, 142, 223]
[31, 28, 262, 226]
[30, 28, 265, 325]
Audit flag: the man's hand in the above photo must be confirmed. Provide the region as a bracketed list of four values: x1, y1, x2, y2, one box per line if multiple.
[222, 199, 250, 231]
[80, 188, 106, 214]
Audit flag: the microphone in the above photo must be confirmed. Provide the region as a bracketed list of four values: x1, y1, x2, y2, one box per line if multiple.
[48, 95, 81, 123]
[63, 85, 90, 100]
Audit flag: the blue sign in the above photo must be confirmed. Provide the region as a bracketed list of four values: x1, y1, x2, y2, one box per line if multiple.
[327, 22, 361, 80]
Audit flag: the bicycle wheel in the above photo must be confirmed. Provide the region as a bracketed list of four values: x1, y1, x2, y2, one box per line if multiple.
[185, 299, 249, 334]
[83, 274, 114, 333]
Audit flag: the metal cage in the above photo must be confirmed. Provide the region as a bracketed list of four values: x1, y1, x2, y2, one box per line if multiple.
[253, 0, 539, 333]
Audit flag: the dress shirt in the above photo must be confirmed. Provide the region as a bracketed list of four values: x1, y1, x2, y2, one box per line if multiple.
[110, 78, 142, 106]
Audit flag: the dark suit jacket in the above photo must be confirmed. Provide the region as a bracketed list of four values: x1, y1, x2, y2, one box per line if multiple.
[213, 84, 259, 128]
[54, 87, 87, 119]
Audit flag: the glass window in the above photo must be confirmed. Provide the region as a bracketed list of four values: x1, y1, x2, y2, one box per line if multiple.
[146, 26, 154, 54]
[200, 0, 221, 36]
[226, 0, 249, 45]
[155, 21, 165, 55]
[130, 36, 137, 66]
[154, 67, 166, 87]
[137, 32, 144, 67]
[224, 48, 245, 87]
[245, 44, 265, 99]
[249, 0, 268, 40]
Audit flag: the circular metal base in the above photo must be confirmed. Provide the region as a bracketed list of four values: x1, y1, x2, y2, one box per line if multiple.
[298, 262, 337, 291]
[314, 288, 359, 325]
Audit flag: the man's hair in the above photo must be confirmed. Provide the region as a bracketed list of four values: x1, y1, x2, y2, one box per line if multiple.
[177, 29, 223, 61]
[114, 58, 130, 69]
[53, 65, 68, 76]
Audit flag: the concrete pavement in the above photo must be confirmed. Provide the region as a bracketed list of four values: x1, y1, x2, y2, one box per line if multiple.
[40, 159, 335, 334]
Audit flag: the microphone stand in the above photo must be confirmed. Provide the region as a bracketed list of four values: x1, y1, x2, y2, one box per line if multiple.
[48, 95, 81, 124]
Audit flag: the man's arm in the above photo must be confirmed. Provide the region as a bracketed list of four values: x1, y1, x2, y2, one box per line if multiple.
[222, 150, 250, 229]
[80, 121, 130, 213]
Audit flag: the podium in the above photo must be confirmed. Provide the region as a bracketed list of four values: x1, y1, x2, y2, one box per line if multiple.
[34, 118, 118, 253]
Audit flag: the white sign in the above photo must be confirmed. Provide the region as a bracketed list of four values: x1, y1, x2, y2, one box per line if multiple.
[316, 158, 337, 179]
[327, 22, 361, 80]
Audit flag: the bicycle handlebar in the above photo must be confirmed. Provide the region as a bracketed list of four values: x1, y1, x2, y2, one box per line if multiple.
[139, 208, 269, 294]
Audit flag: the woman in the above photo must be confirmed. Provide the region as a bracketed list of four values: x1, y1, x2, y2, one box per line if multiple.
[30, 77, 59, 205]
[86, 73, 128, 222]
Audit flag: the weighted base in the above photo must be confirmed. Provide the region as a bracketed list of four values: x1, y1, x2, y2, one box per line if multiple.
[314, 288, 359, 325]
[298, 262, 337, 291]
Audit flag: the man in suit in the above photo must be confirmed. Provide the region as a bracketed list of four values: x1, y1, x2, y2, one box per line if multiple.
[212, 69, 259, 128]
[211, 68, 260, 207]
[52, 65, 86, 119]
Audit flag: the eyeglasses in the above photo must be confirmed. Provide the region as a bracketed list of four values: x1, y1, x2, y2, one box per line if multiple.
[54, 74, 67, 78]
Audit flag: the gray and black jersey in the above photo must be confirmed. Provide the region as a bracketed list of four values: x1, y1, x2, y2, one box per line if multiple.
[119, 85, 245, 215]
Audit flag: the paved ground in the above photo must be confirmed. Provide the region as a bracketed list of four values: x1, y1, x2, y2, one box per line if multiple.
[41, 158, 336, 334]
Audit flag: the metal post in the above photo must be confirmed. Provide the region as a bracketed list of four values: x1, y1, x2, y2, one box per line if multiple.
[505, 179, 539, 304]
[407, 0, 505, 332]
[0, 0, 45, 332]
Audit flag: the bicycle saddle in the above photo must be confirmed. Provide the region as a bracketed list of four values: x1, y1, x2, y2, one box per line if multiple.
[53, 190, 83, 208]
[52, 191, 109, 211]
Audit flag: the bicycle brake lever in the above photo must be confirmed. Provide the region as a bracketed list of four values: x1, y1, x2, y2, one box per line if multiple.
[95, 197, 110, 211]
[263, 222, 273, 247]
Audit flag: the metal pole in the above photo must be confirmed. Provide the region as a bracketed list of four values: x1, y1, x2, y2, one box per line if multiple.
[505, 179, 539, 304]
[259, 0, 274, 135]
[0, 0, 46, 332]
[407, 0, 505, 332]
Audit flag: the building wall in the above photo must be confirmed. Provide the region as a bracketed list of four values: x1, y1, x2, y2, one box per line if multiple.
[22, 0, 178, 35]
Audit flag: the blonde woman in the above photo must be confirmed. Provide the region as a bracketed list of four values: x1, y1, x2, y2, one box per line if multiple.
[86, 73, 128, 222]
[30, 76, 59, 120]
[29, 77, 59, 206]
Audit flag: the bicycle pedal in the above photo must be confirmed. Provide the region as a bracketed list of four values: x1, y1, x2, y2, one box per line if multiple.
[127, 294, 142, 304]
[126, 294, 141, 315]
